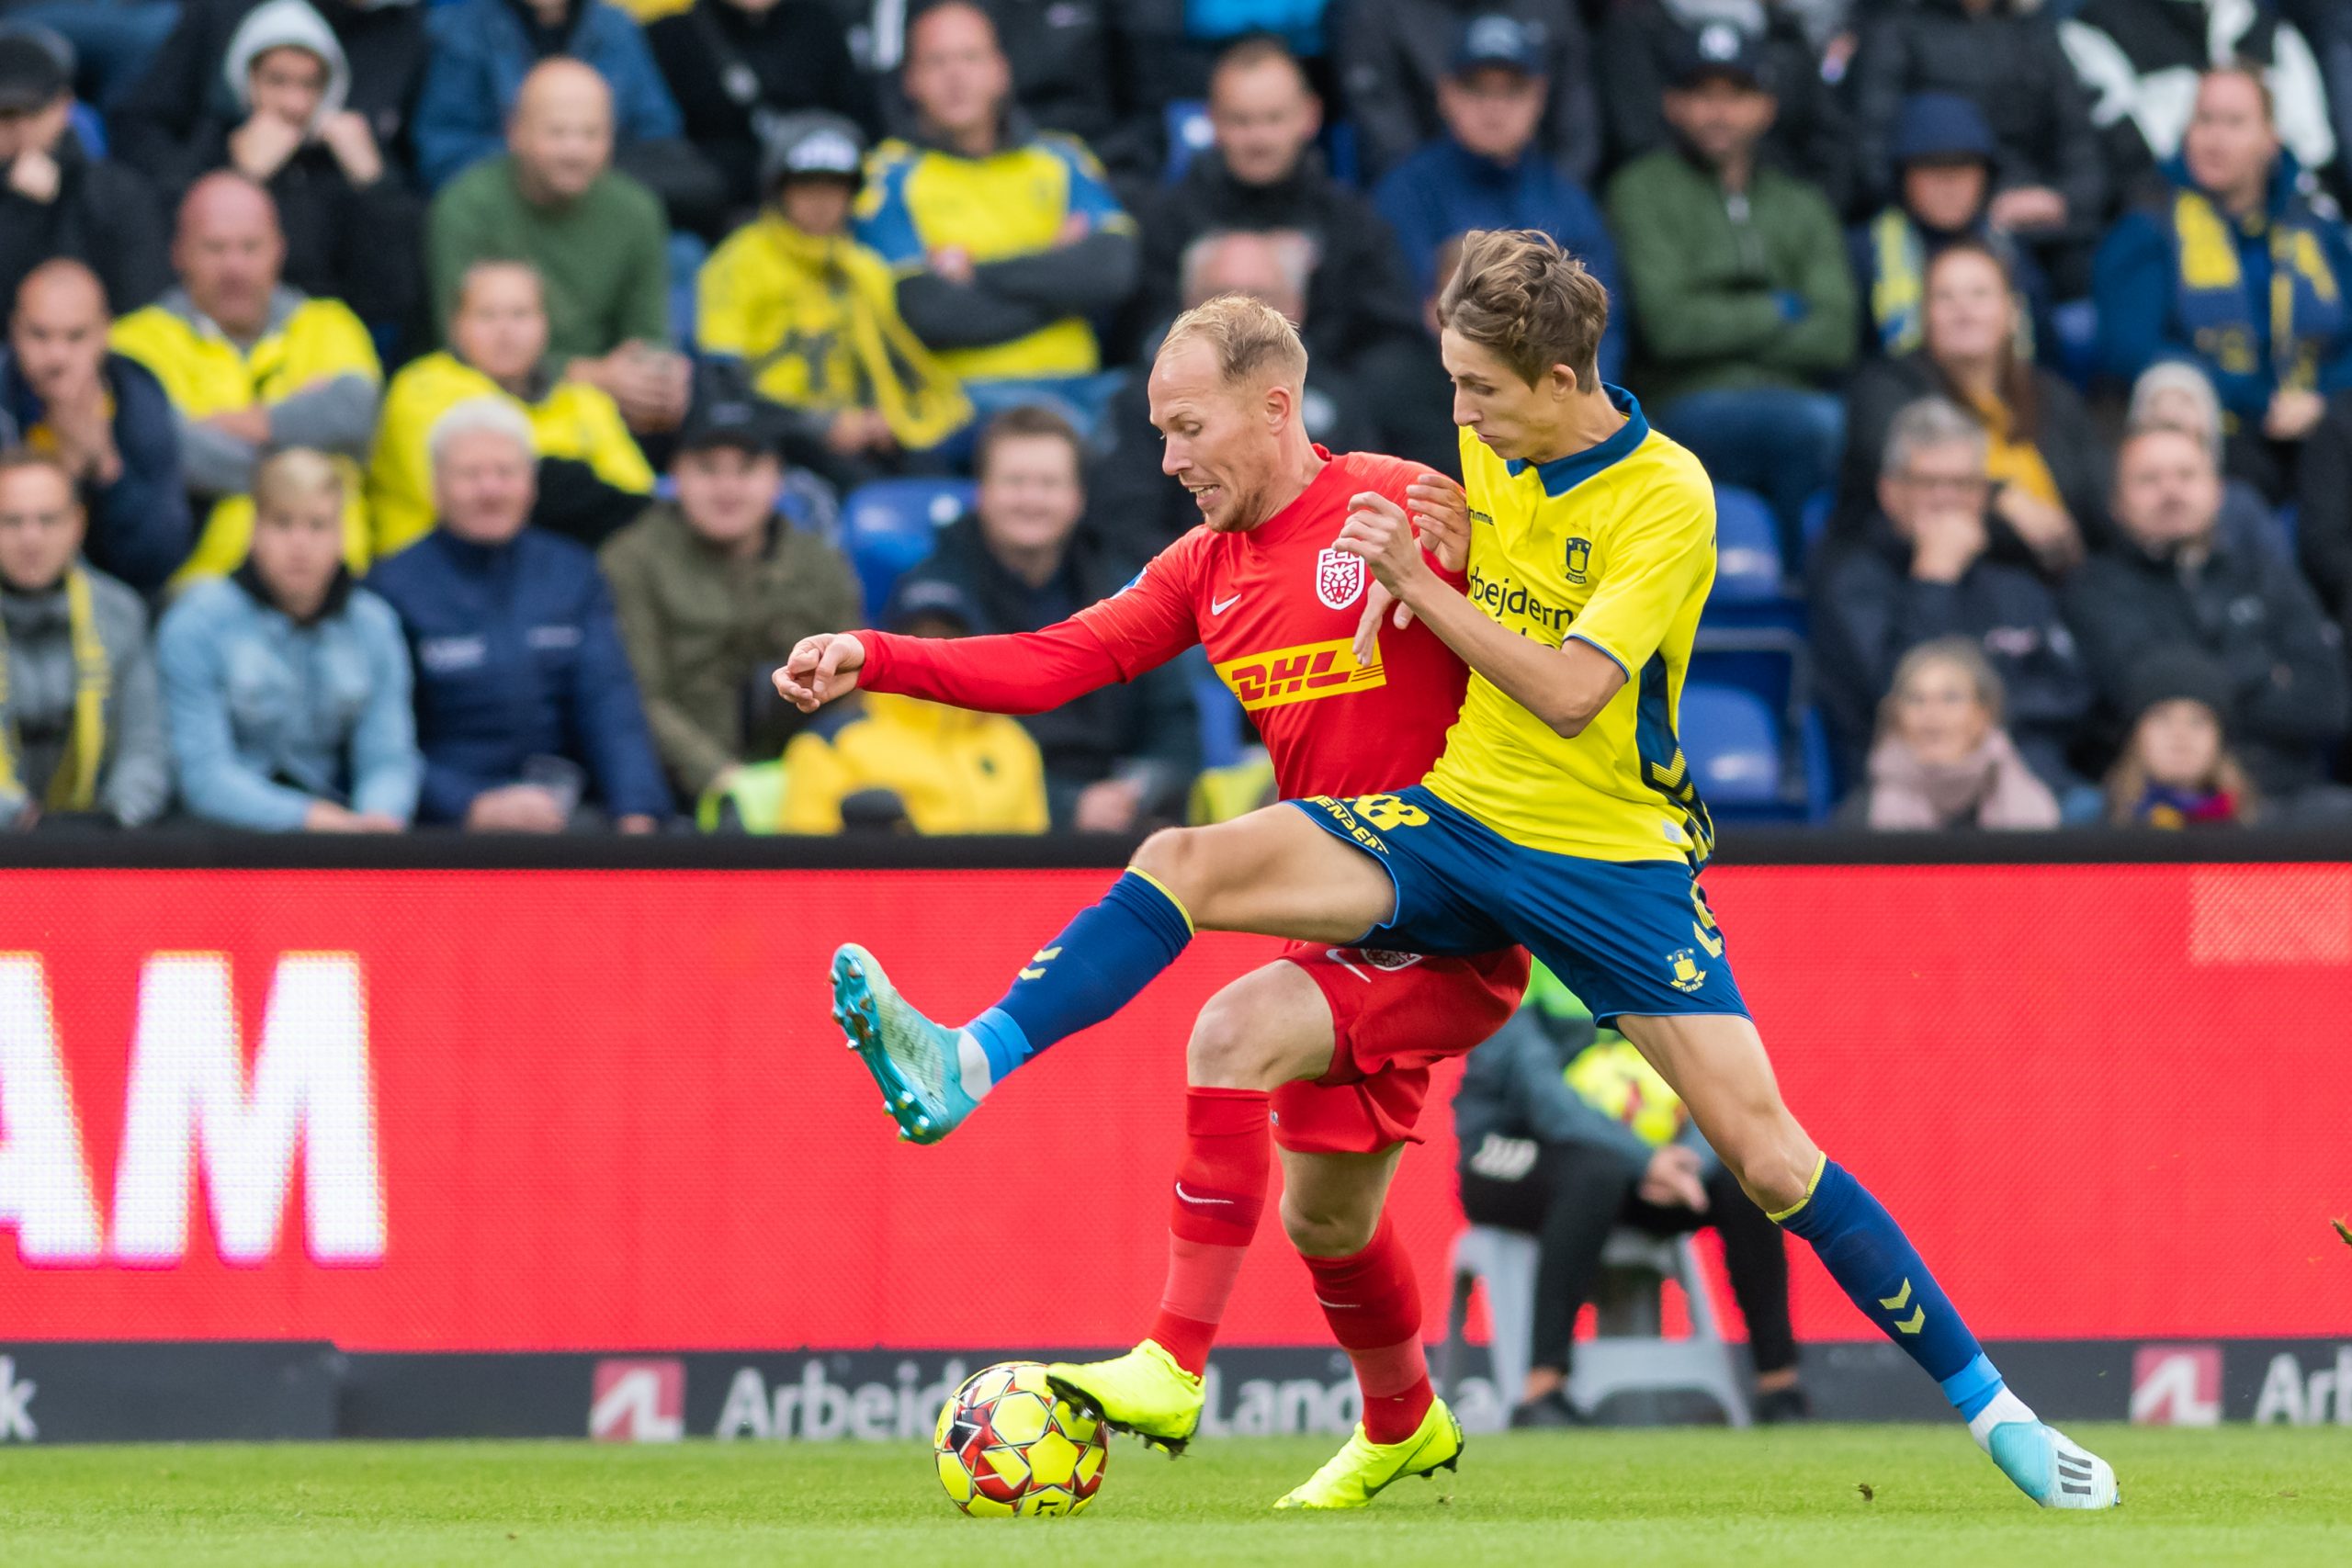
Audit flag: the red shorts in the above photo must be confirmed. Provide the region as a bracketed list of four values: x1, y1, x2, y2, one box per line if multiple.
[1269, 942, 1530, 1155]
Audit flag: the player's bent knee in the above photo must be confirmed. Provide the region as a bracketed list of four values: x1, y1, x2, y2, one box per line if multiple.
[1716, 1121, 1821, 1215]
[1279, 1197, 1376, 1259]
[1131, 825, 1227, 916]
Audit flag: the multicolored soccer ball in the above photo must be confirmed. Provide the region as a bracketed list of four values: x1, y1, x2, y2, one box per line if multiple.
[933, 1361, 1109, 1517]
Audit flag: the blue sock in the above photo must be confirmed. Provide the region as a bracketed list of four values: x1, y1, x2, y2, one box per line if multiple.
[961, 870, 1194, 1087]
[1773, 1158, 2006, 1419]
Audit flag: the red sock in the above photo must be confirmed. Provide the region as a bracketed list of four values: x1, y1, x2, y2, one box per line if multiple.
[1147, 1087, 1271, 1376]
[1300, 1214, 1432, 1444]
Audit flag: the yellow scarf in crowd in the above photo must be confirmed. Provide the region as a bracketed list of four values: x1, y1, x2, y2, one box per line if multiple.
[0, 569, 110, 811]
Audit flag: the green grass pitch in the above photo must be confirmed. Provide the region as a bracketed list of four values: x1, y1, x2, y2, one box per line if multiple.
[2, 1426, 2345, 1567]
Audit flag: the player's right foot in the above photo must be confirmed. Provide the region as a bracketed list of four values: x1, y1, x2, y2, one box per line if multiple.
[830, 943, 978, 1145]
[1981, 1417, 2120, 1510]
[1272, 1396, 1464, 1509]
[1046, 1339, 1205, 1456]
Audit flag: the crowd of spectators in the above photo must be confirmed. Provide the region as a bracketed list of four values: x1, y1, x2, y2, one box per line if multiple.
[5, 0, 2352, 837]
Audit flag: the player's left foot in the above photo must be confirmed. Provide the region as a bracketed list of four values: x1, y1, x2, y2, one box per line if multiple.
[1980, 1418, 2120, 1509]
[1272, 1397, 1463, 1510]
[830, 943, 978, 1145]
[1046, 1339, 1205, 1456]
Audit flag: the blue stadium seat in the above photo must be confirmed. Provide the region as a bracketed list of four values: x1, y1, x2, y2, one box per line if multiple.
[1710, 485, 1782, 602]
[841, 479, 976, 617]
[1164, 100, 1214, 183]
[2052, 299, 2099, 390]
[1679, 682, 1783, 810]
[70, 102, 105, 160]
[1798, 486, 1835, 556]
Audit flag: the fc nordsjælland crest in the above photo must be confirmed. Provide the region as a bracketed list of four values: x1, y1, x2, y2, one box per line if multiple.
[1316, 546, 1366, 610]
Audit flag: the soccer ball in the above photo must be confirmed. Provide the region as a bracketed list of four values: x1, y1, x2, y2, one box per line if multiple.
[933, 1361, 1109, 1517]
[1566, 1039, 1687, 1147]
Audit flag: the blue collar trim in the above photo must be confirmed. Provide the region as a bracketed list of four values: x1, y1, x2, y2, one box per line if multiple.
[1507, 385, 1648, 497]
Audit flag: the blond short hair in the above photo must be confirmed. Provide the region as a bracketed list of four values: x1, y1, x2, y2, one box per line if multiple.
[1159, 292, 1308, 391]
[252, 446, 344, 516]
[1437, 229, 1608, 389]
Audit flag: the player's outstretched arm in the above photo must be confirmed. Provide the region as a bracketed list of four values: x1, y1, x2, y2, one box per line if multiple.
[1339, 492, 1624, 737]
[775, 620, 1139, 717]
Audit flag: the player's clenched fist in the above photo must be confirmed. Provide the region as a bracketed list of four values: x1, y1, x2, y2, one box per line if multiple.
[775, 632, 868, 712]
[1336, 491, 1433, 592]
[1405, 472, 1471, 573]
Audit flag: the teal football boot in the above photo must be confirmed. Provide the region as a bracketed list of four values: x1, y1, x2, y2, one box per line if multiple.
[830, 943, 980, 1145]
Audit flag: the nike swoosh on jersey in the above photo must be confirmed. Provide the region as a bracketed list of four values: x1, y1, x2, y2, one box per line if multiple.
[1174, 1182, 1234, 1206]
[1211, 594, 1242, 615]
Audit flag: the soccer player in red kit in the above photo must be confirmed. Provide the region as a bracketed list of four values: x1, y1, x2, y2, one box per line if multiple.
[776, 295, 1524, 1506]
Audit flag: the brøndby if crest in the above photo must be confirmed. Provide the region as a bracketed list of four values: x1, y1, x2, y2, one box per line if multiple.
[1316, 546, 1366, 610]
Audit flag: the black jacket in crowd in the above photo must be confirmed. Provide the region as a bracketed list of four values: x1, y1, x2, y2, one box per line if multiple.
[1832, 352, 2113, 553]
[183, 138, 424, 331]
[1811, 519, 2092, 789]
[2292, 390, 2352, 624]
[2065, 526, 2351, 795]
[1846, 0, 2108, 224]
[1595, 0, 1855, 212]
[112, 0, 430, 197]
[1139, 150, 1426, 375]
[892, 514, 1197, 829]
[0, 132, 170, 317]
[648, 0, 879, 215]
[1337, 0, 1600, 186]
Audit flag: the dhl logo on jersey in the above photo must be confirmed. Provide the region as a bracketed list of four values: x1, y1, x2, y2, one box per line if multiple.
[1214, 638, 1387, 711]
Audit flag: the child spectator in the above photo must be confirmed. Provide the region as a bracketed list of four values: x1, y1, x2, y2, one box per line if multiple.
[1845, 637, 2061, 830]
[2101, 654, 2257, 829]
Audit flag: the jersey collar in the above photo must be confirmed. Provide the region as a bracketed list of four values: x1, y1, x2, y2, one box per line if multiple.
[1507, 384, 1647, 498]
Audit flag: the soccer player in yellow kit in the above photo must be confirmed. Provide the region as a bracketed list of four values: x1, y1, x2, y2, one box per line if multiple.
[832, 231, 2119, 1512]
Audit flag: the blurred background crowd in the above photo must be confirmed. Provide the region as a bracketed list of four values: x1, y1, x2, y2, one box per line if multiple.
[4, 0, 2352, 837]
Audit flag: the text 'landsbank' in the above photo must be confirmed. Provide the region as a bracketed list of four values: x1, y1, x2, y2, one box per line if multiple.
[0, 953, 385, 1266]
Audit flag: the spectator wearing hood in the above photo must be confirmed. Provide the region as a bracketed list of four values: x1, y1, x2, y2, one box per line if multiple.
[1373, 12, 1623, 385]
[0, 261, 190, 596]
[777, 572, 1048, 835]
[1842, 637, 2061, 831]
[2093, 64, 2352, 505]
[1846, 0, 2107, 288]
[1850, 92, 2054, 362]
[2067, 423, 2347, 800]
[178, 0, 425, 332]
[1596, 1, 1853, 210]
[112, 0, 428, 197]
[1338, 0, 1597, 186]
[2061, 0, 2335, 203]
[646, 0, 877, 217]
[2100, 651, 2258, 829]
[0, 450, 169, 831]
[855, 1, 1136, 431]
[697, 110, 970, 482]
[366, 396, 671, 830]
[0, 28, 171, 316]
[369, 258, 652, 557]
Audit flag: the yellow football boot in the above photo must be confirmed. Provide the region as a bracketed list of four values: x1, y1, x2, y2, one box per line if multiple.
[1045, 1339, 1205, 1455]
[1272, 1396, 1463, 1510]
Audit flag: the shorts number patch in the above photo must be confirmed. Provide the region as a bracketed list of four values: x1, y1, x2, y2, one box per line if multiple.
[1351, 794, 1430, 831]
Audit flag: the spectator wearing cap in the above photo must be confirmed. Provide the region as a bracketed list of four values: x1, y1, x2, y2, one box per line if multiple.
[1339, 0, 1598, 186]
[2066, 423, 2348, 802]
[1606, 26, 1855, 558]
[647, 0, 877, 217]
[1846, 0, 2106, 290]
[1812, 398, 2090, 793]
[599, 394, 862, 805]
[428, 60, 693, 437]
[2060, 0, 2335, 202]
[1144, 33, 1445, 467]
[160, 0, 425, 333]
[2100, 651, 2259, 828]
[1596, 2, 1854, 211]
[698, 109, 970, 485]
[366, 396, 671, 831]
[891, 404, 1195, 832]
[112, 170, 382, 587]
[2093, 64, 2352, 507]
[1373, 12, 1623, 386]
[113, 0, 428, 206]
[855, 2, 1137, 433]
[156, 447, 420, 832]
[1833, 239, 2107, 574]
[777, 571, 1047, 835]
[369, 258, 654, 558]
[0, 27, 171, 317]
[1851, 92, 2055, 362]
[0, 449, 169, 831]
[0, 260, 191, 596]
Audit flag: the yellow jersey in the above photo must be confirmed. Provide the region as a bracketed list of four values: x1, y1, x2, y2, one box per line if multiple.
[1424, 389, 1718, 863]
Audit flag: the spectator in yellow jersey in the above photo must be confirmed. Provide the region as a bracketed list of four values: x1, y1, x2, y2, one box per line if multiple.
[779, 574, 1047, 835]
[698, 110, 969, 484]
[368, 259, 652, 557]
[854, 1, 1136, 434]
[110, 171, 380, 587]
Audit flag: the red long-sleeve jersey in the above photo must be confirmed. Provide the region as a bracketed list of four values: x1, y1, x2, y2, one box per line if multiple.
[855, 449, 1469, 800]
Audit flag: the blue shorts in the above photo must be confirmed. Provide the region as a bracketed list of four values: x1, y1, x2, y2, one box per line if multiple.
[1288, 786, 1750, 1028]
